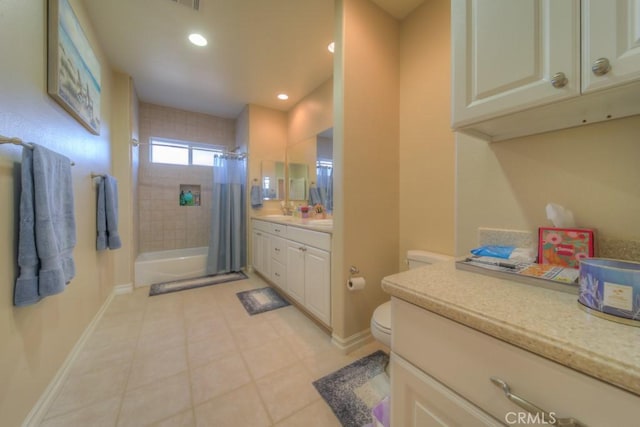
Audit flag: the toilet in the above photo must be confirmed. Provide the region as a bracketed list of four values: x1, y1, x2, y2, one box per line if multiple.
[371, 250, 452, 347]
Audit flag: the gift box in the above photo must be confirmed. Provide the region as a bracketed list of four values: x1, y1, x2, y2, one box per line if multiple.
[538, 227, 595, 269]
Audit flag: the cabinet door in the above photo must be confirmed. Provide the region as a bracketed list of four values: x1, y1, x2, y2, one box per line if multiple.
[452, 0, 580, 127]
[252, 230, 270, 277]
[391, 354, 502, 427]
[285, 243, 306, 305]
[582, 0, 640, 92]
[303, 247, 331, 326]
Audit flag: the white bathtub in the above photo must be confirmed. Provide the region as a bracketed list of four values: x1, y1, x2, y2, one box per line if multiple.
[135, 247, 209, 287]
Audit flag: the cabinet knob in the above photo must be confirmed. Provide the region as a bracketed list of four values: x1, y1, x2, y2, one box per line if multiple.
[550, 72, 568, 89]
[591, 57, 611, 76]
[299, 246, 307, 252]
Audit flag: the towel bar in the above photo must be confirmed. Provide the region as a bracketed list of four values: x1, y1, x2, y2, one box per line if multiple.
[1, 135, 75, 166]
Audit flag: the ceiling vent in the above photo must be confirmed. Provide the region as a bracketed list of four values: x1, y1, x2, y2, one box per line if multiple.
[170, 0, 200, 11]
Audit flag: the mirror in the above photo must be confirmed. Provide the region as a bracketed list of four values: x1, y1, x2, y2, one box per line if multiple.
[288, 162, 309, 200]
[261, 160, 285, 200]
[286, 128, 333, 210]
[315, 128, 333, 212]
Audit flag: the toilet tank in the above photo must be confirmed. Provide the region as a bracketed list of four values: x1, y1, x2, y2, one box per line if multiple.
[407, 250, 452, 269]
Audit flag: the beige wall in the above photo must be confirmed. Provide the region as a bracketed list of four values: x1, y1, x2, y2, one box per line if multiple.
[399, 0, 455, 267]
[288, 78, 334, 146]
[0, 1, 118, 424]
[247, 104, 288, 215]
[456, 116, 640, 255]
[137, 103, 236, 253]
[334, 0, 400, 340]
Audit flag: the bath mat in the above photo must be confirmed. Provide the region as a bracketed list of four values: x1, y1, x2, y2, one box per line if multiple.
[236, 287, 290, 315]
[313, 350, 390, 427]
[148, 271, 248, 296]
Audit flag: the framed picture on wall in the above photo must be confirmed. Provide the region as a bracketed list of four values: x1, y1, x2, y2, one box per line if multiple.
[47, 0, 101, 135]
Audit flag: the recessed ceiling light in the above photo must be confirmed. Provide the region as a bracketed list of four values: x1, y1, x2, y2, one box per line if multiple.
[277, 93, 289, 101]
[327, 42, 335, 53]
[188, 33, 207, 47]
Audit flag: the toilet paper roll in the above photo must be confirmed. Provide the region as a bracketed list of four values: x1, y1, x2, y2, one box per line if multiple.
[347, 277, 366, 291]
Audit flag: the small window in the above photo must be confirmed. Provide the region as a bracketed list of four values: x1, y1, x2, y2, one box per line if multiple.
[150, 138, 223, 166]
[150, 140, 189, 165]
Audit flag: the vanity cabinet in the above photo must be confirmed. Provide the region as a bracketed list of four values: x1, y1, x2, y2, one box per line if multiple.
[251, 219, 331, 327]
[391, 297, 640, 427]
[452, 0, 640, 141]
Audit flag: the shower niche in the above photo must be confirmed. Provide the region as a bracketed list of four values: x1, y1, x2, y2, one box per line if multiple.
[179, 184, 201, 206]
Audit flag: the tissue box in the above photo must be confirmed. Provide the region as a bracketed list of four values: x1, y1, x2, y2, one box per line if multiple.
[579, 258, 640, 322]
[538, 227, 595, 269]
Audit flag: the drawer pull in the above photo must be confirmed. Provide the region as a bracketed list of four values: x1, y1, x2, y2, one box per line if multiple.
[490, 377, 585, 427]
[275, 248, 280, 252]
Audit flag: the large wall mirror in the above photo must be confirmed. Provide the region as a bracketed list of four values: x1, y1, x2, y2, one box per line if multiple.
[286, 127, 333, 210]
[261, 160, 285, 200]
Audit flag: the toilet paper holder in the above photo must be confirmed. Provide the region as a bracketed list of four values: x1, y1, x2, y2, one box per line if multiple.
[349, 265, 360, 276]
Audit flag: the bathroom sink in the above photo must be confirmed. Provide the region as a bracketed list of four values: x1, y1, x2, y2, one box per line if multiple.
[307, 219, 333, 226]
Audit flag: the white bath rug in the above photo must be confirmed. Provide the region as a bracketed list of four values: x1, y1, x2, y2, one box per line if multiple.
[148, 271, 248, 296]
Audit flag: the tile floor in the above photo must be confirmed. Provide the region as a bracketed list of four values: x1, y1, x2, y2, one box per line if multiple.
[39, 273, 387, 427]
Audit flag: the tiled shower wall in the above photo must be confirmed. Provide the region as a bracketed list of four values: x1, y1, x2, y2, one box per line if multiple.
[138, 103, 236, 253]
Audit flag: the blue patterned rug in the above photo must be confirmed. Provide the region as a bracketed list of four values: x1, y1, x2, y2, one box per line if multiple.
[313, 350, 390, 427]
[236, 287, 290, 315]
[149, 271, 248, 296]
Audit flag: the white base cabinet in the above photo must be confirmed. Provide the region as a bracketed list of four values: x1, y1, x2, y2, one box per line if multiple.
[251, 219, 331, 327]
[392, 297, 640, 427]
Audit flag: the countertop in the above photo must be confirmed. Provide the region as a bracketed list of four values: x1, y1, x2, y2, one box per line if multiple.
[382, 261, 640, 396]
[252, 215, 333, 233]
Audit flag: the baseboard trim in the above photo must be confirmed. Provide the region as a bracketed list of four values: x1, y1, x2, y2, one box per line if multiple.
[331, 329, 373, 354]
[22, 289, 117, 427]
[114, 283, 133, 295]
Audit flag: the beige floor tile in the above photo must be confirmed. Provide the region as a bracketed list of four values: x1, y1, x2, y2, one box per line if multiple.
[46, 363, 130, 419]
[186, 315, 228, 342]
[193, 383, 271, 427]
[282, 326, 335, 359]
[274, 399, 341, 427]
[231, 320, 280, 350]
[302, 348, 361, 380]
[140, 314, 185, 338]
[149, 409, 195, 427]
[255, 362, 321, 423]
[127, 344, 188, 390]
[241, 336, 299, 380]
[40, 395, 121, 427]
[136, 323, 187, 355]
[189, 354, 252, 405]
[187, 329, 237, 368]
[118, 372, 192, 427]
[70, 337, 137, 377]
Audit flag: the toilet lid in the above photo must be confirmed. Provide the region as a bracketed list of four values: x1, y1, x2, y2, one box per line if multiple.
[372, 301, 391, 332]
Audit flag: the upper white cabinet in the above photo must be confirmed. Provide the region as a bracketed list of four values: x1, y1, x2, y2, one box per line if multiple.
[452, 0, 640, 141]
[452, 0, 580, 127]
[582, 0, 640, 92]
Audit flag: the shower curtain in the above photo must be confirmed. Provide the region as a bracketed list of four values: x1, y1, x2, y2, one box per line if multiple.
[206, 154, 247, 275]
[316, 162, 333, 212]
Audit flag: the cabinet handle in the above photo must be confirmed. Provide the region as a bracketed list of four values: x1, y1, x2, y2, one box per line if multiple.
[591, 57, 611, 76]
[274, 272, 280, 277]
[256, 232, 262, 236]
[550, 72, 568, 89]
[275, 248, 280, 252]
[490, 377, 586, 427]
[298, 246, 307, 252]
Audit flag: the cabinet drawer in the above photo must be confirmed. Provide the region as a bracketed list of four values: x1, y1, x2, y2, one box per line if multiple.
[269, 222, 288, 237]
[391, 353, 501, 427]
[271, 259, 286, 289]
[252, 220, 271, 233]
[271, 236, 287, 263]
[286, 227, 330, 251]
[392, 298, 640, 426]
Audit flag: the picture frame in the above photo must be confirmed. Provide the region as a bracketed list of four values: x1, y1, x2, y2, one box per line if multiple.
[47, 0, 101, 135]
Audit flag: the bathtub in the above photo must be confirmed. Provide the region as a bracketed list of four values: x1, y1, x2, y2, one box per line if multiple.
[135, 247, 209, 287]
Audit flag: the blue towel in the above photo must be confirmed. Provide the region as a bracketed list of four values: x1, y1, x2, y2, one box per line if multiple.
[15, 144, 76, 306]
[97, 175, 121, 250]
[309, 187, 321, 205]
[250, 184, 263, 208]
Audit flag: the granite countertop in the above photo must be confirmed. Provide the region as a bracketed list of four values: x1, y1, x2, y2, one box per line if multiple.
[382, 261, 640, 397]
[252, 215, 333, 233]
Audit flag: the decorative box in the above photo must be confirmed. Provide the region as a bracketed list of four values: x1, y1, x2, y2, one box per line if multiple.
[538, 227, 595, 269]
